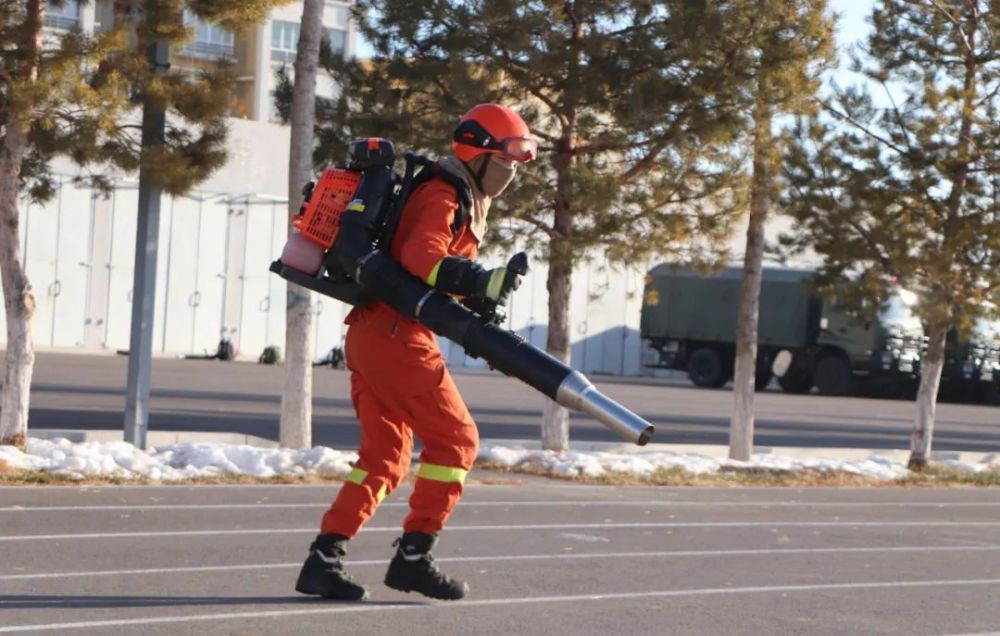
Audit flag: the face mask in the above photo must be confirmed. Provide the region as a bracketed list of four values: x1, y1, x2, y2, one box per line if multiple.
[475, 154, 518, 198]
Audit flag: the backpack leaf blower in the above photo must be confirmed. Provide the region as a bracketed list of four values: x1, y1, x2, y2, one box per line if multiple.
[270, 138, 654, 446]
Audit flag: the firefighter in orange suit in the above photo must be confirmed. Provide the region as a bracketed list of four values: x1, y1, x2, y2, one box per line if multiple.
[295, 104, 537, 601]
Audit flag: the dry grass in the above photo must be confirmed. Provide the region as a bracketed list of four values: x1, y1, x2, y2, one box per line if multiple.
[473, 461, 1000, 488]
[900, 465, 1000, 487]
[1, 462, 998, 488]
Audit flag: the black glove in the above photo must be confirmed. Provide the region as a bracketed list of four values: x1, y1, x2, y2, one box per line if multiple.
[474, 253, 528, 305]
[429, 252, 529, 306]
[461, 296, 507, 325]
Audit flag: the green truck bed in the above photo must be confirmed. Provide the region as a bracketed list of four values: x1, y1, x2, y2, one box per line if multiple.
[641, 266, 819, 349]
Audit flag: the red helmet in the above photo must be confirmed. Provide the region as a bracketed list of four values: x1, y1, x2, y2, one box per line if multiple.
[452, 104, 537, 163]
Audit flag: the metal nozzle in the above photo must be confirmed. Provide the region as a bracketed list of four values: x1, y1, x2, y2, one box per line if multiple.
[555, 371, 654, 446]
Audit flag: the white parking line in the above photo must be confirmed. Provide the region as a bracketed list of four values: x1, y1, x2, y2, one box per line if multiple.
[4, 545, 1000, 581]
[0, 480, 995, 494]
[3, 578, 1000, 633]
[4, 500, 1000, 512]
[3, 520, 1000, 541]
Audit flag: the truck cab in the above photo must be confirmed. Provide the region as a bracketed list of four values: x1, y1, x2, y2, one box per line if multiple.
[808, 290, 923, 395]
[941, 317, 1000, 403]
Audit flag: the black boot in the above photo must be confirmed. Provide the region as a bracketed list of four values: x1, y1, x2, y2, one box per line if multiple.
[295, 534, 368, 600]
[384, 532, 468, 600]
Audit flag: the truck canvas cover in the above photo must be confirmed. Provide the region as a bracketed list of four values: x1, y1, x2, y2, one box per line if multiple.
[641, 266, 819, 349]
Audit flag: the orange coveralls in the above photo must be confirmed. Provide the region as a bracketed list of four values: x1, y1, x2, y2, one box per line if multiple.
[320, 175, 479, 537]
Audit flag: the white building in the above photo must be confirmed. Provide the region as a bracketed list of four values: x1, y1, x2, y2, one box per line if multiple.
[4, 2, 789, 377]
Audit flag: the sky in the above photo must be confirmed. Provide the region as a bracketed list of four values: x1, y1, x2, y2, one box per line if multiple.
[351, 1, 882, 126]
[828, 0, 877, 88]
[831, 0, 875, 51]
[354, 0, 878, 84]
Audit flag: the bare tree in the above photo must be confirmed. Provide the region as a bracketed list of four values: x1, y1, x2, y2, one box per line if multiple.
[280, 0, 325, 450]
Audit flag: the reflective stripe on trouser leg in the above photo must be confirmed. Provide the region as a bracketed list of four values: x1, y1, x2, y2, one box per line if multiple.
[321, 463, 396, 537]
[417, 463, 468, 484]
[332, 309, 478, 536]
[403, 463, 469, 533]
[402, 366, 479, 534]
[320, 346, 413, 538]
[348, 467, 389, 502]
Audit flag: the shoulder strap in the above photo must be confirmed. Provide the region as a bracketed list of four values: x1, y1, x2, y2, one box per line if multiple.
[409, 162, 473, 235]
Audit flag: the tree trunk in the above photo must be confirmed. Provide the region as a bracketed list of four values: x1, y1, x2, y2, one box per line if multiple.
[0, 1, 42, 450]
[542, 245, 572, 451]
[280, 0, 323, 450]
[909, 321, 947, 470]
[0, 130, 35, 451]
[730, 97, 773, 461]
[908, 11, 978, 469]
[540, 127, 575, 453]
[0, 123, 35, 451]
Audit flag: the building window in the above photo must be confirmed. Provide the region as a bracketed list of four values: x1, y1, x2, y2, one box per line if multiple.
[271, 20, 346, 63]
[44, 0, 80, 30]
[326, 28, 346, 56]
[181, 10, 235, 60]
[271, 20, 300, 63]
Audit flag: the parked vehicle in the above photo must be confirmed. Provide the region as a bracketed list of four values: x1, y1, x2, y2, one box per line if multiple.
[941, 318, 1000, 404]
[640, 265, 924, 395]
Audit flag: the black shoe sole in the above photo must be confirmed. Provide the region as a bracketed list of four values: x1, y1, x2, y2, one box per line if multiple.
[384, 578, 468, 601]
[295, 581, 369, 601]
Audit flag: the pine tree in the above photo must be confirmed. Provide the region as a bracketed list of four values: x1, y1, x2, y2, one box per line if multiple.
[285, 0, 756, 451]
[0, 0, 286, 449]
[728, 0, 834, 461]
[782, 0, 1000, 469]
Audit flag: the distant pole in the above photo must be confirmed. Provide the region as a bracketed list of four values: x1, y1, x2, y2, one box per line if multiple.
[124, 40, 169, 449]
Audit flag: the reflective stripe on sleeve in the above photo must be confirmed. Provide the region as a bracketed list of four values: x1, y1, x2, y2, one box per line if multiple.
[426, 260, 444, 287]
[417, 462, 469, 484]
[347, 467, 368, 485]
[486, 268, 505, 299]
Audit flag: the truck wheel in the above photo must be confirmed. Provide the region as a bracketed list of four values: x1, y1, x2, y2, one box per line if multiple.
[814, 354, 853, 396]
[778, 372, 813, 394]
[755, 370, 773, 391]
[981, 381, 1000, 405]
[687, 348, 727, 388]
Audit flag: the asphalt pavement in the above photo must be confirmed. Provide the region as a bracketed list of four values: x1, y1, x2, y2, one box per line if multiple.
[23, 352, 1000, 452]
[2, 478, 1000, 635]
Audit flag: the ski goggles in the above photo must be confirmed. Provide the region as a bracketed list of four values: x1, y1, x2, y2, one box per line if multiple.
[496, 136, 538, 162]
[454, 120, 538, 162]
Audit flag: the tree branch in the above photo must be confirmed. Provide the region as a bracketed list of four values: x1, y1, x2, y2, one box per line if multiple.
[929, 0, 975, 55]
[517, 211, 558, 239]
[877, 79, 917, 154]
[824, 104, 909, 155]
[482, 36, 565, 128]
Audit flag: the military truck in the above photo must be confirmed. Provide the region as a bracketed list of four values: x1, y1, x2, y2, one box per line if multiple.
[941, 318, 1000, 404]
[639, 265, 924, 395]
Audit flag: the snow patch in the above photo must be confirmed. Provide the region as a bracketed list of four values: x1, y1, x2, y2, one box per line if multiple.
[0, 438, 357, 481]
[478, 446, 911, 480]
[0, 438, 992, 482]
